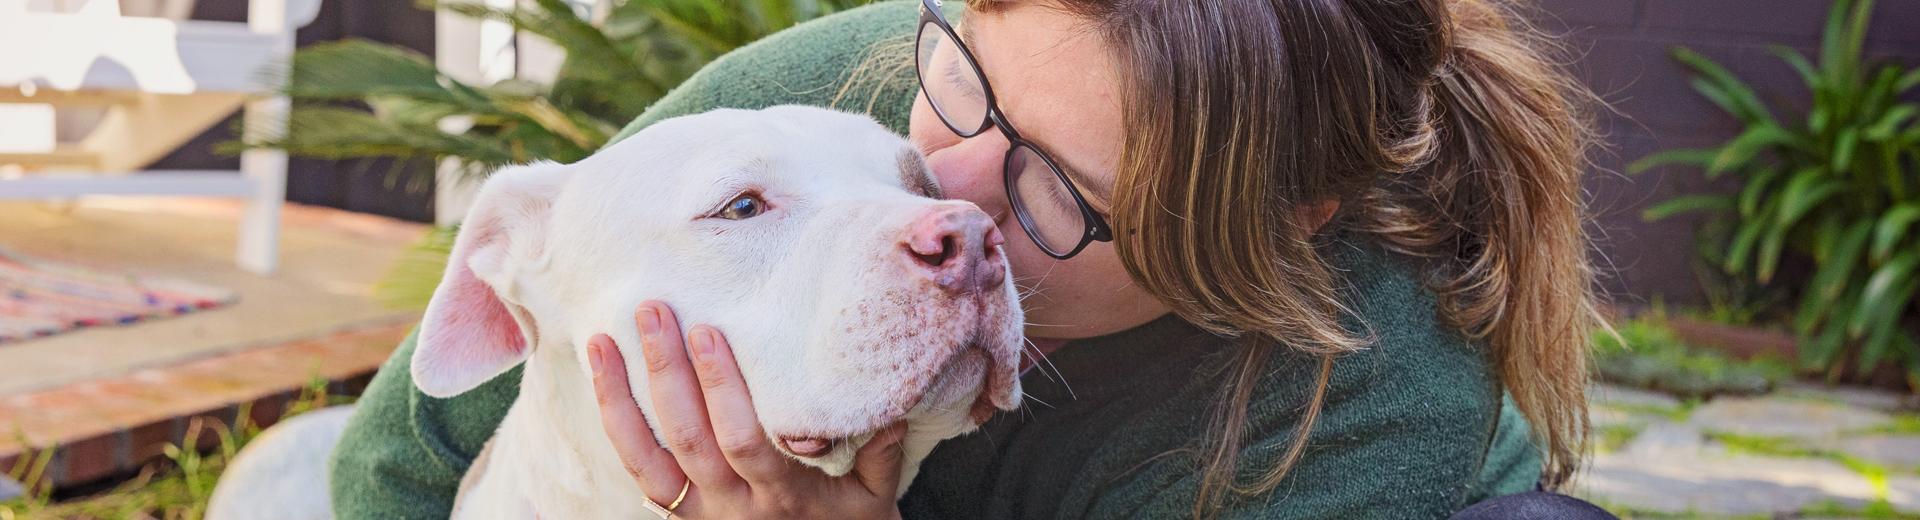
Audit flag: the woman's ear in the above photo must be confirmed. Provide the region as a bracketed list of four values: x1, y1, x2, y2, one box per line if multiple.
[1300, 200, 1341, 233]
[412, 162, 569, 398]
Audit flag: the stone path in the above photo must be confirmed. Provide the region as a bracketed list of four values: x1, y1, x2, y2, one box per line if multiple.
[1578, 383, 1920, 518]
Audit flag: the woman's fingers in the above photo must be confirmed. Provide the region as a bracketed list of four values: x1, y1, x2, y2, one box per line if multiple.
[635, 301, 742, 489]
[684, 326, 791, 483]
[585, 334, 687, 505]
[852, 422, 909, 497]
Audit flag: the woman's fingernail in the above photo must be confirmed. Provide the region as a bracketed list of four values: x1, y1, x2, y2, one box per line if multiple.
[689, 328, 714, 358]
[638, 306, 661, 336]
[586, 337, 606, 377]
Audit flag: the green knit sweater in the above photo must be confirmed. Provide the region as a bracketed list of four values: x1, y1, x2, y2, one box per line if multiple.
[327, 2, 1543, 518]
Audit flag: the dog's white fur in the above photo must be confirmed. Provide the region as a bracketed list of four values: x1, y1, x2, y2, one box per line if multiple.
[207, 106, 1023, 520]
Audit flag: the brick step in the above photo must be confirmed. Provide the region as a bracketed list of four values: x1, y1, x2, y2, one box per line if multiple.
[0, 322, 412, 490]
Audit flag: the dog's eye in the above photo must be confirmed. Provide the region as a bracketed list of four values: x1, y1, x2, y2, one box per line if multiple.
[715, 193, 767, 220]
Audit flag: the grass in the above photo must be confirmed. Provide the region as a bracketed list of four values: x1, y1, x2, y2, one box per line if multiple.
[1592, 315, 1795, 401]
[1859, 413, 1920, 436]
[1, 379, 352, 520]
[1706, 430, 1905, 511]
[1594, 423, 1646, 454]
[1596, 399, 1701, 423]
[1798, 499, 1920, 519]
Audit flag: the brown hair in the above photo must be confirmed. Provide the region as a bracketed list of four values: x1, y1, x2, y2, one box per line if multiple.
[970, 0, 1603, 515]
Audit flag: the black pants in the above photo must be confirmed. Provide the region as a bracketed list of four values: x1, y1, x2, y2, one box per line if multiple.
[1449, 492, 1618, 520]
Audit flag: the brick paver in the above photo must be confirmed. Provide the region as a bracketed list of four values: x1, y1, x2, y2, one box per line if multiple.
[0, 322, 409, 489]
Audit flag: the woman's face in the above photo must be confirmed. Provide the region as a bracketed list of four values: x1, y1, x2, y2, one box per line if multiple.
[908, 1, 1169, 340]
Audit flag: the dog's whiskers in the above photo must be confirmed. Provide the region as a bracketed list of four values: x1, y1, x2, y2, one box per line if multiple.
[1020, 336, 1075, 400]
[1023, 394, 1058, 410]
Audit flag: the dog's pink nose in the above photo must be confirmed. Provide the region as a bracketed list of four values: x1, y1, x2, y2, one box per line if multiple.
[902, 206, 1005, 293]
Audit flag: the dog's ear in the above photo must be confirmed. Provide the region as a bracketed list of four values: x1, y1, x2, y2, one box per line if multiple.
[412, 162, 567, 398]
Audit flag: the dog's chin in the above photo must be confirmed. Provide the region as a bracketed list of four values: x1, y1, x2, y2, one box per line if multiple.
[769, 337, 1019, 476]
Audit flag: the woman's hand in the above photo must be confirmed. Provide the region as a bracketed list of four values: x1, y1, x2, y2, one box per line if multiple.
[584, 301, 908, 519]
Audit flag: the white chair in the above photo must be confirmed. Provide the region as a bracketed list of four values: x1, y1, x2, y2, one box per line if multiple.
[0, 0, 323, 274]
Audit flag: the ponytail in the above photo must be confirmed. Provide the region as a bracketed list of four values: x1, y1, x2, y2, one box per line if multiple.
[1359, 0, 1601, 488]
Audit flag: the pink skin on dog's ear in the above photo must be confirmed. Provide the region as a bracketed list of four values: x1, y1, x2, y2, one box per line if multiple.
[412, 163, 566, 398]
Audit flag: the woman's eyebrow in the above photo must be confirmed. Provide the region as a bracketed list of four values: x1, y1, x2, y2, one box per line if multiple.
[1053, 153, 1115, 207]
[958, 18, 978, 46]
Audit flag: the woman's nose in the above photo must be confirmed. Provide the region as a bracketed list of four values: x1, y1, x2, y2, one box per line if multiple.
[923, 129, 1013, 219]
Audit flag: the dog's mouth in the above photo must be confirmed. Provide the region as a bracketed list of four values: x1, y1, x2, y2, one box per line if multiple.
[772, 335, 1016, 460]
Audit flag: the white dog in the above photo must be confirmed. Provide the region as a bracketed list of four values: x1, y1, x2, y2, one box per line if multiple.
[207, 106, 1024, 520]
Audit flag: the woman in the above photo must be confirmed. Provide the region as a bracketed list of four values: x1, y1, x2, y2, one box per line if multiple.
[330, 0, 1604, 517]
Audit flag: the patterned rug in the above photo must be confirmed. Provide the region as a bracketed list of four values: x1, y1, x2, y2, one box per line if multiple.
[0, 247, 238, 345]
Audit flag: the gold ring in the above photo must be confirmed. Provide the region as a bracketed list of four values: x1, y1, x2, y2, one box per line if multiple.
[641, 498, 672, 519]
[640, 481, 689, 519]
[668, 481, 690, 511]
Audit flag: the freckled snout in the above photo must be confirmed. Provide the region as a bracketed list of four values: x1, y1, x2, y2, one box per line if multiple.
[901, 206, 1006, 294]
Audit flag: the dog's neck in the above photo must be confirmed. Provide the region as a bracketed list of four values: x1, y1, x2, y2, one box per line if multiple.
[453, 338, 657, 520]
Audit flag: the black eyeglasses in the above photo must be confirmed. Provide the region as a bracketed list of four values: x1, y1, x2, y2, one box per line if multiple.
[914, 0, 1113, 260]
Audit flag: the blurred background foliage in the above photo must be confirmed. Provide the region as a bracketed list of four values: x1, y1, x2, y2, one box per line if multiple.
[1593, 314, 1795, 401]
[246, 0, 866, 178]
[237, 0, 867, 308]
[1633, 0, 1919, 388]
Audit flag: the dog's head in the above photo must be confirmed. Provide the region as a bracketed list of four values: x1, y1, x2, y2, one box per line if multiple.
[409, 106, 1023, 475]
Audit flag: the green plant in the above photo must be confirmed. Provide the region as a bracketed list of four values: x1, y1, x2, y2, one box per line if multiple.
[1592, 317, 1795, 400]
[0, 380, 352, 519]
[1632, 0, 1920, 385]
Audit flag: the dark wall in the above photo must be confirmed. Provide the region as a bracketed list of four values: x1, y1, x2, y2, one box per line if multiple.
[146, 1, 1920, 303]
[1531, 0, 1920, 305]
[146, 0, 439, 223]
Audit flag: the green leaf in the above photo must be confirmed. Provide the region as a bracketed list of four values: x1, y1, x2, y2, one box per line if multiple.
[1757, 226, 1790, 283]
[1859, 66, 1904, 119]
[1801, 297, 1853, 369]
[1840, 0, 1876, 85]
[1831, 127, 1859, 174]
[1726, 216, 1769, 275]
[1643, 194, 1736, 221]
[1821, 0, 1875, 90]
[1709, 125, 1794, 176]
[1674, 47, 1776, 124]
[1772, 45, 1825, 93]
[1775, 167, 1845, 230]
[243, 106, 518, 167]
[1819, 0, 1851, 82]
[1872, 203, 1920, 261]
[1899, 67, 1920, 94]
[1864, 103, 1918, 142]
[1627, 148, 1719, 174]
[283, 40, 469, 105]
[1811, 219, 1876, 304]
[1739, 166, 1787, 217]
[631, 2, 739, 55]
[1855, 277, 1917, 369]
[1849, 251, 1920, 336]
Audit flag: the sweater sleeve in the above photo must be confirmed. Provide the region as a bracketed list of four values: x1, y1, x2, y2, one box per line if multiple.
[328, 329, 519, 520]
[327, 3, 922, 518]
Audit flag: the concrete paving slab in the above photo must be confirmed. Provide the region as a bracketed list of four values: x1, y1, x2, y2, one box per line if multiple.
[1689, 396, 1891, 440]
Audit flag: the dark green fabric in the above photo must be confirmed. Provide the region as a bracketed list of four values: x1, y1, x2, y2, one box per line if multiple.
[329, 1, 1543, 518]
[897, 241, 1537, 519]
